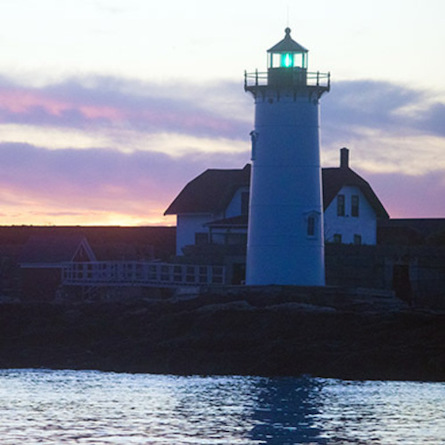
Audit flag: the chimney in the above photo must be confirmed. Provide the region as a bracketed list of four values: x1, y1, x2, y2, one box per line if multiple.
[340, 147, 349, 169]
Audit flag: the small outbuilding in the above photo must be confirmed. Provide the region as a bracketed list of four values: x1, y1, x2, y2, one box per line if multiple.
[19, 235, 96, 301]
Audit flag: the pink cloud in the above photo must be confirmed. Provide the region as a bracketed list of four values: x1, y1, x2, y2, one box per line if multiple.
[0, 75, 443, 224]
[0, 142, 249, 225]
[0, 76, 249, 139]
[0, 88, 69, 115]
[366, 171, 445, 218]
[0, 87, 127, 123]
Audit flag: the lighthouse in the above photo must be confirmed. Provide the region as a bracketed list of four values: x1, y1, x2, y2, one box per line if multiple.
[244, 28, 330, 286]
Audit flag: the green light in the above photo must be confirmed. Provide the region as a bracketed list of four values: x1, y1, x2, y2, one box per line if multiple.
[281, 53, 293, 68]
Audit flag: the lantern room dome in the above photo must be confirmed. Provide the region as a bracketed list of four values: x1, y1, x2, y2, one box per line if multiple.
[267, 28, 308, 55]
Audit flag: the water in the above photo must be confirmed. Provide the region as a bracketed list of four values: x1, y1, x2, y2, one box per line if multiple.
[0, 370, 444, 444]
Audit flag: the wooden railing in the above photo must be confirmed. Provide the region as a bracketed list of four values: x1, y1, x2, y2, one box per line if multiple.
[62, 261, 225, 288]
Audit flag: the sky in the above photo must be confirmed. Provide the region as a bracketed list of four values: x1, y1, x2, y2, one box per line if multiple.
[0, 0, 444, 226]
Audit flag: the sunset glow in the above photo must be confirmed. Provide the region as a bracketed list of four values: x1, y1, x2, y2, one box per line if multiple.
[0, 0, 444, 225]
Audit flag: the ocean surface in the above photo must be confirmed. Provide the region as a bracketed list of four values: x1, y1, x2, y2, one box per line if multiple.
[0, 370, 443, 444]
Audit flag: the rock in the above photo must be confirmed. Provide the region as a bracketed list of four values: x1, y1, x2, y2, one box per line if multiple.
[0, 296, 444, 381]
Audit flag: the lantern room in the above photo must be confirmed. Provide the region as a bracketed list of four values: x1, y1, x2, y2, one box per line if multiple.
[267, 27, 308, 86]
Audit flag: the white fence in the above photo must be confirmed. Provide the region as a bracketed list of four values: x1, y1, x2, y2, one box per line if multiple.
[62, 261, 225, 288]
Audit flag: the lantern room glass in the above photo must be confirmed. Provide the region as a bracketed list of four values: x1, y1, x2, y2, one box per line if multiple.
[269, 52, 307, 69]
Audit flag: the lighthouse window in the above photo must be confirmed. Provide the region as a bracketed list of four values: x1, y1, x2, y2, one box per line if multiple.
[281, 53, 294, 68]
[337, 195, 345, 216]
[307, 216, 315, 237]
[333, 234, 342, 244]
[354, 234, 362, 245]
[351, 195, 359, 217]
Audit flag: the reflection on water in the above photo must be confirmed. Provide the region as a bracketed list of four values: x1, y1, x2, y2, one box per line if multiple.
[0, 369, 443, 444]
[249, 377, 326, 444]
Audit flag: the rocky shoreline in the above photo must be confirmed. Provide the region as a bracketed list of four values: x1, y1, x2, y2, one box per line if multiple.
[0, 288, 444, 381]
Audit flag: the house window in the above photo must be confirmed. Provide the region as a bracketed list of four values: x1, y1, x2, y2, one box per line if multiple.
[354, 234, 362, 245]
[333, 234, 342, 244]
[351, 195, 359, 217]
[337, 194, 345, 216]
[241, 192, 249, 215]
[195, 232, 209, 245]
[307, 216, 315, 237]
[226, 233, 247, 245]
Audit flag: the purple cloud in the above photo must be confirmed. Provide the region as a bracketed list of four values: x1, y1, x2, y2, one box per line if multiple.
[0, 74, 444, 222]
[1, 75, 444, 147]
[0, 141, 442, 222]
[0, 75, 250, 140]
[0, 142, 249, 222]
[322, 79, 445, 144]
[365, 170, 445, 218]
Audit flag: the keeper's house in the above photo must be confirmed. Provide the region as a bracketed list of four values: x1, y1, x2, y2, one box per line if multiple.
[165, 147, 389, 257]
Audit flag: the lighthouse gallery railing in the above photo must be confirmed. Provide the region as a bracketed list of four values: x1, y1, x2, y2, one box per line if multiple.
[244, 70, 330, 89]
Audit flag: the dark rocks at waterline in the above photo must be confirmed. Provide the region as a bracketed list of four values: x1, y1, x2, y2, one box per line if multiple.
[0, 292, 444, 381]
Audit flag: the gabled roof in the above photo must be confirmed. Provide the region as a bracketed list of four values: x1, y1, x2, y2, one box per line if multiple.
[19, 235, 96, 265]
[165, 160, 389, 219]
[267, 28, 308, 54]
[323, 167, 389, 218]
[164, 164, 250, 215]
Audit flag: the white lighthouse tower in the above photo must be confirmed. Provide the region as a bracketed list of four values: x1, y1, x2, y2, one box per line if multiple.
[244, 28, 330, 286]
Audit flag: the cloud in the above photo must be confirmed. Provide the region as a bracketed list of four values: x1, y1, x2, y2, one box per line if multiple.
[0, 142, 249, 225]
[0, 75, 250, 143]
[321, 79, 445, 176]
[415, 102, 445, 137]
[365, 170, 445, 218]
[0, 75, 443, 223]
[2, 75, 443, 160]
[322, 79, 439, 141]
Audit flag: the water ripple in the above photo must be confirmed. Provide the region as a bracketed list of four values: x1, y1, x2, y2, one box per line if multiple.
[0, 369, 443, 444]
